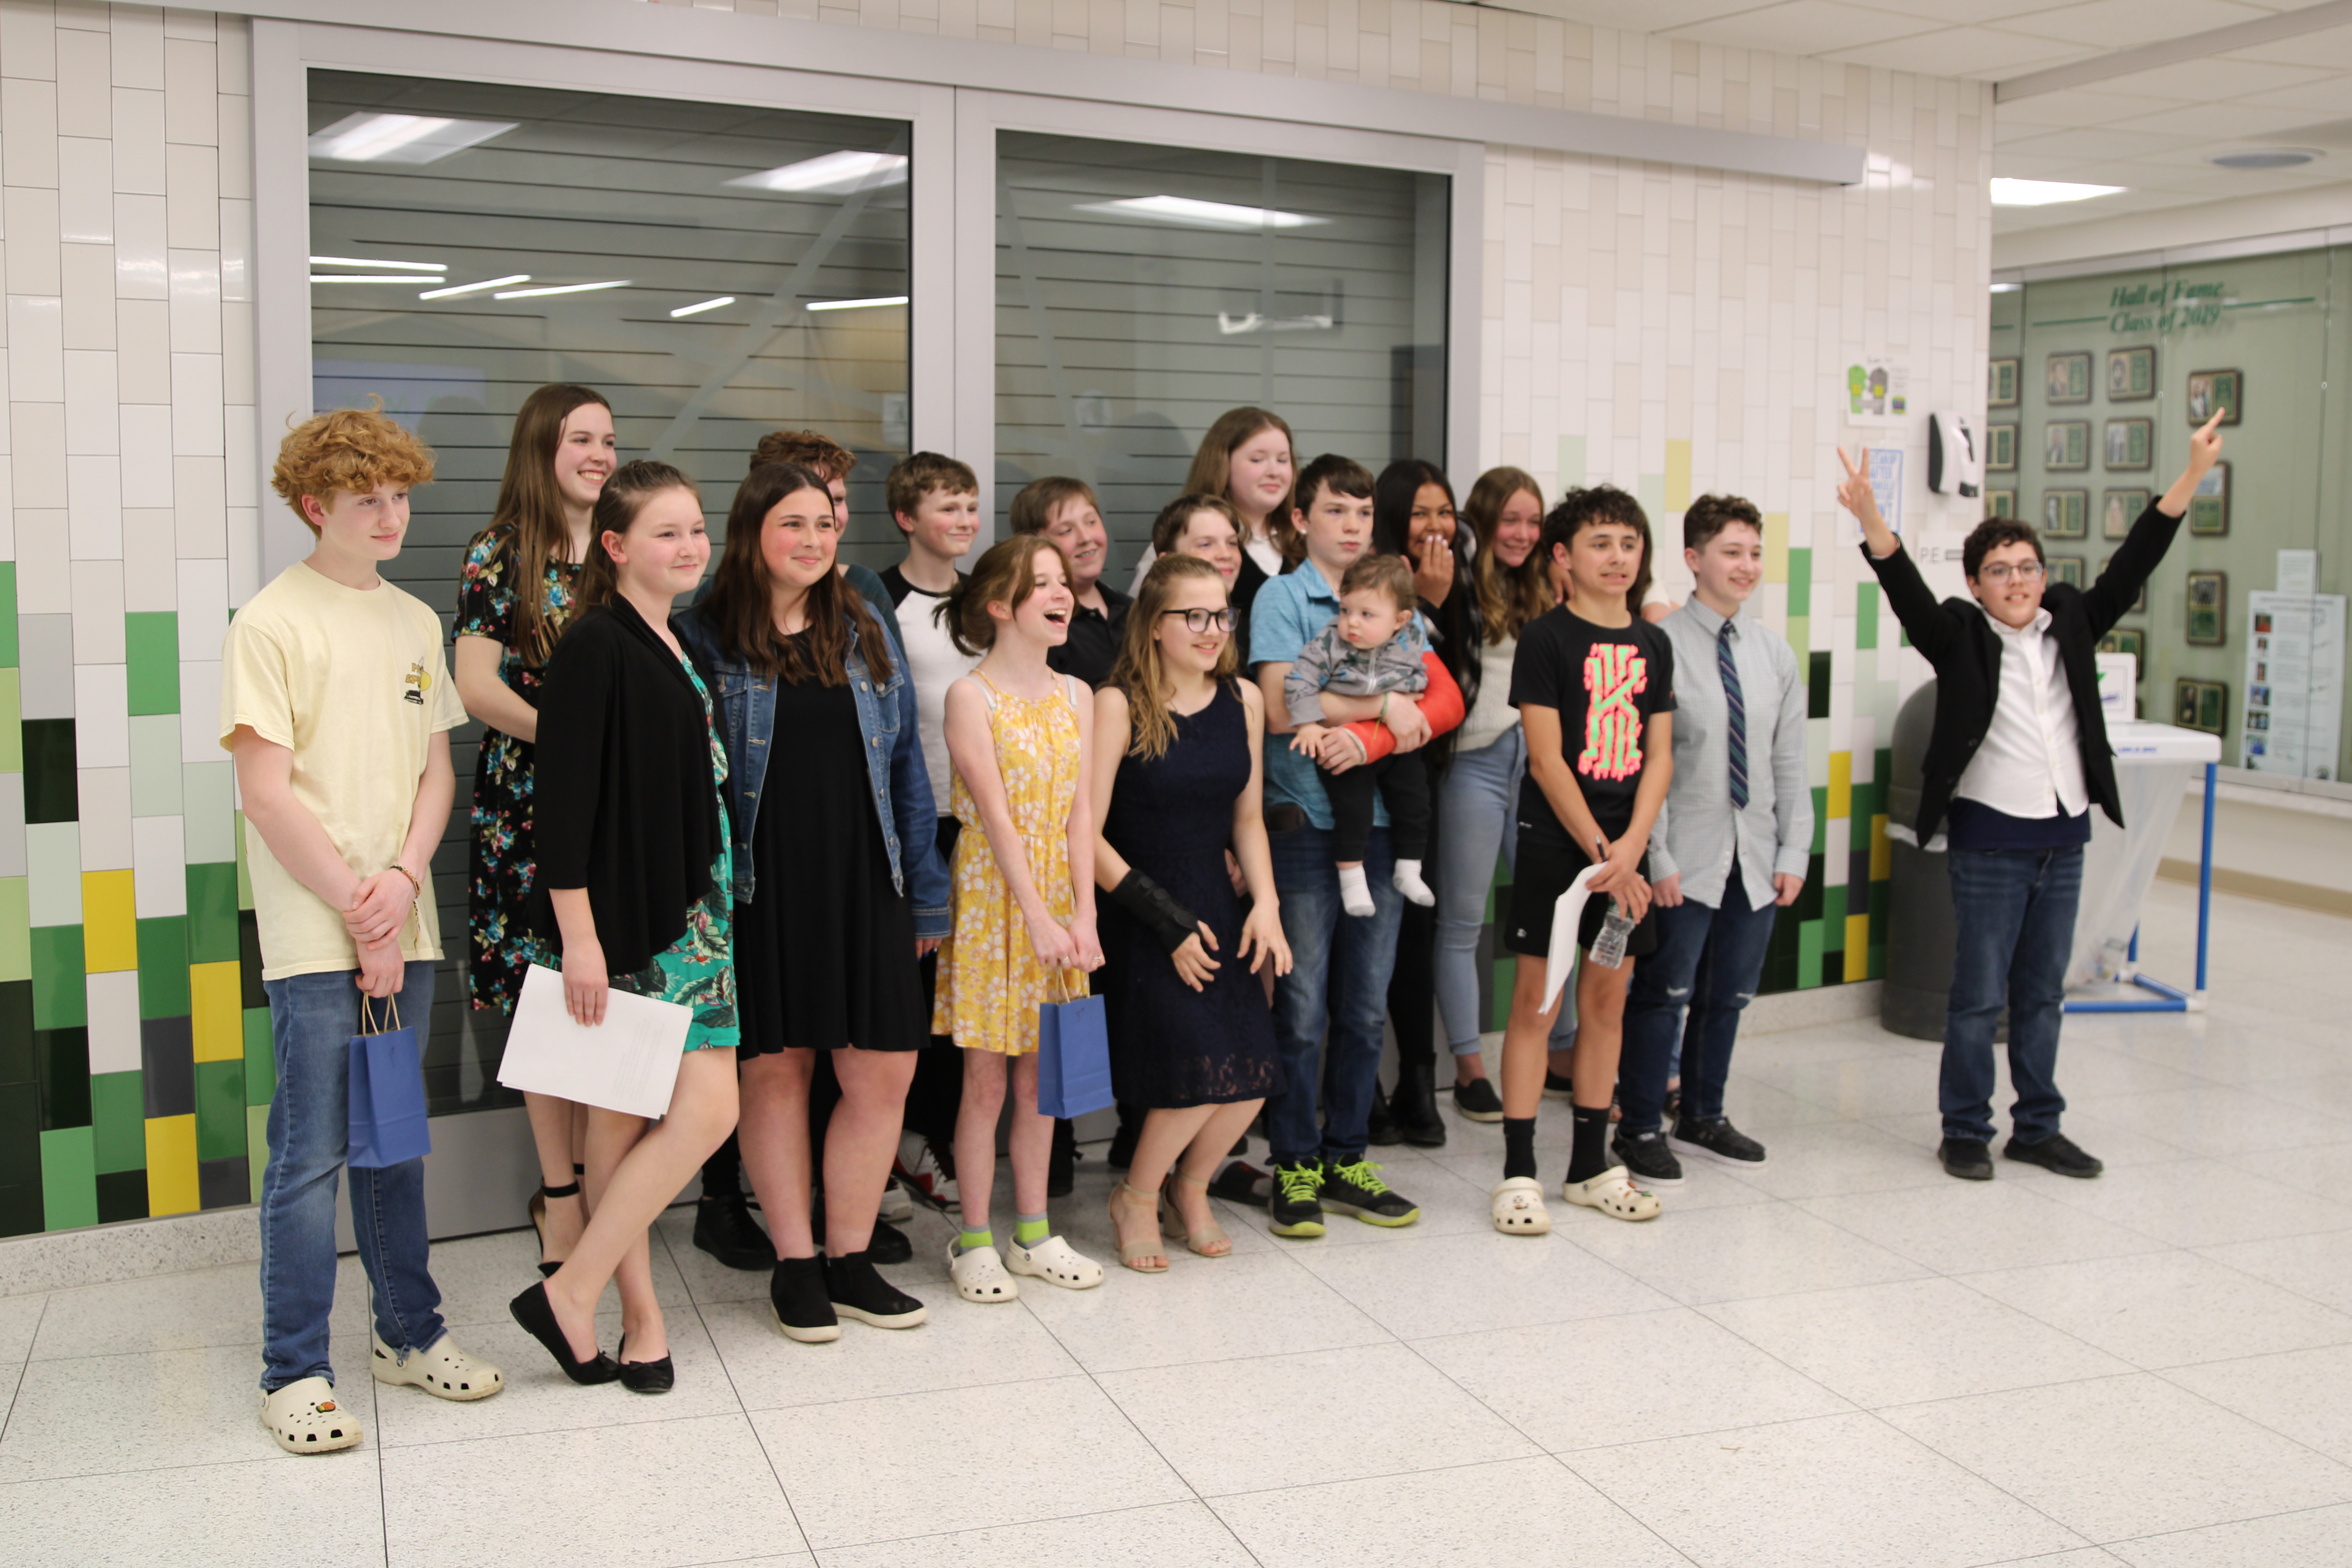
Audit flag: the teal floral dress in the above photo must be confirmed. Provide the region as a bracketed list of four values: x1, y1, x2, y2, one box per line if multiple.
[456, 527, 581, 1016]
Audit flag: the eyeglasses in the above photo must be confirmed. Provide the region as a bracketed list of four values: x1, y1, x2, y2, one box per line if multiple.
[1159, 608, 1234, 633]
[1976, 561, 2045, 584]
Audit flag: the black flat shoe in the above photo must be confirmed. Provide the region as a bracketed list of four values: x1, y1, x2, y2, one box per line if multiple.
[1939, 1137, 1995, 1181]
[867, 1219, 913, 1266]
[1366, 1089, 1402, 1147]
[771, 1256, 840, 1343]
[828, 1251, 927, 1329]
[1390, 1064, 1447, 1149]
[529, 1178, 582, 1279]
[692, 1192, 775, 1272]
[614, 1335, 675, 1395]
[508, 1282, 620, 1385]
[1452, 1077, 1504, 1122]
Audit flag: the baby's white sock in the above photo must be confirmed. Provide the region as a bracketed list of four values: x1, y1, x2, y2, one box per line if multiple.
[1338, 863, 1376, 917]
[1393, 858, 1436, 906]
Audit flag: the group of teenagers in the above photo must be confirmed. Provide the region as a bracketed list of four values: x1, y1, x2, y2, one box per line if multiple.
[222, 381, 2229, 1454]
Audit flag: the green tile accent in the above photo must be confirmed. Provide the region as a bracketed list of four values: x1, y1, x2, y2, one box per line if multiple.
[0, 1083, 33, 1185]
[243, 1007, 274, 1104]
[0, 880, 27, 984]
[1785, 615, 1809, 660]
[30, 926, 86, 1028]
[136, 916, 189, 1018]
[1850, 782, 1877, 848]
[1808, 650, 1832, 719]
[1557, 434, 1587, 487]
[1868, 941, 1886, 980]
[125, 612, 181, 716]
[186, 862, 240, 964]
[0, 978, 27, 1085]
[0, 563, 15, 666]
[38, 1025, 90, 1130]
[39, 1126, 96, 1230]
[183, 762, 236, 863]
[22, 719, 78, 824]
[1809, 788, 1828, 854]
[129, 715, 184, 817]
[1785, 549, 1812, 617]
[1797, 918, 1824, 989]
[235, 812, 254, 911]
[0, 1181, 41, 1237]
[1822, 883, 1848, 936]
[1855, 582, 1878, 650]
[247, 1105, 270, 1200]
[91, 1070, 145, 1174]
[0, 670, 18, 774]
[1637, 472, 1666, 521]
[195, 1059, 246, 1160]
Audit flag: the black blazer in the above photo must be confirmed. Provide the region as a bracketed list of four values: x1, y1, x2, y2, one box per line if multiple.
[531, 596, 725, 975]
[1863, 501, 2183, 843]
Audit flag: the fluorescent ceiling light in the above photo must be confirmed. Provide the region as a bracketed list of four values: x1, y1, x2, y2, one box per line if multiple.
[309, 112, 517, 165]
[1990, 282, 2022, 292]
[1989, 178, 2123, 207]
[804, 295, 908, 312]
[493, 280, 631, 299]
[310, 274, 434, 283]
[727, 151, 908, 194]
[1075, 195, 1325, 230]
[418, 274, 531, 300]
[670, 296, 736, 318]
[310, 255, 445, 271]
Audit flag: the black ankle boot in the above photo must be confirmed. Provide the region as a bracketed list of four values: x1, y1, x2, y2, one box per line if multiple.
[827, 1251, 928, 1329]
[1390, 1062, 1447, 1148]
[1048, 1118, 1077, 1198]
[769, 1256, 839, 1343]
[1366, 1084, 1402, 1147]
[692, 1192, 774, 1272]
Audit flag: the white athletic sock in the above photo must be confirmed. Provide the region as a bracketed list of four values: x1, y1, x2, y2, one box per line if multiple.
[1338, 863, 1376, 917]
[1392, 858, 1436, 906]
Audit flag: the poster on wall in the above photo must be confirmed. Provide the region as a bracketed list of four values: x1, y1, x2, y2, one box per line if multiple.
[2242, 591, 2347, 780]
[1864, 446, 1904, 537]
[1846, 354, 1911, 423]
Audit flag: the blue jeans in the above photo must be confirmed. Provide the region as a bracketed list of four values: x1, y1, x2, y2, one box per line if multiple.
[1943, 846, 2081, 1144]
[258, 961, 446, 1392]
[1621, 873, 1779, 1133]
[1434, 728, 1573, 1054]
[1269, 824, 1404, 1165]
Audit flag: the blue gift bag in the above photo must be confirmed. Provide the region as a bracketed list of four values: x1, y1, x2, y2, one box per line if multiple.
[1036, 995, 1114, 1119]
[348, 995, 432, 1169]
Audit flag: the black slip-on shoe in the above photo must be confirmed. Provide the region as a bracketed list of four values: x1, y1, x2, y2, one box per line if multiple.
[1938, 1138, 1995, 1181]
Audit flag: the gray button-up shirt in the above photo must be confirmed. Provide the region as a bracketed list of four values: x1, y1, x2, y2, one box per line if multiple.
[1650, 597, 1812, 909]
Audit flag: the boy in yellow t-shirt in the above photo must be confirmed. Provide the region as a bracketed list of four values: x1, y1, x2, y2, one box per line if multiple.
[221, 407, 504, 1454]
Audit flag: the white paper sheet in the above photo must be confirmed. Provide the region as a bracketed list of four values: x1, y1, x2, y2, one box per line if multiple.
[497, 964, 690, 1118]
[1539, 865, 1606, 1016]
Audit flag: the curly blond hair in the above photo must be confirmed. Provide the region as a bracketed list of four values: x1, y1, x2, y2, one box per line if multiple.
[270, 403, 436, 534]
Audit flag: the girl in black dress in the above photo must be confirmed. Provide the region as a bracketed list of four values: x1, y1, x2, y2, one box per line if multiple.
[1091, 555, 1291, 1272]
[679, 464, 951, 1341]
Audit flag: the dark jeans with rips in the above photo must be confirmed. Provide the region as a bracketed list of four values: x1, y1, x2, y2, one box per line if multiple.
[1620, 873, 1780, 1135]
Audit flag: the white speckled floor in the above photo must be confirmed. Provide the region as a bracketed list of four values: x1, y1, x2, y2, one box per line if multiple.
[2, 882, 2348, 1567]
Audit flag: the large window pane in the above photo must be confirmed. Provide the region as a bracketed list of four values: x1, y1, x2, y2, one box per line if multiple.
[308, 70, 911, 1111]
[996, 132, 1448, 568]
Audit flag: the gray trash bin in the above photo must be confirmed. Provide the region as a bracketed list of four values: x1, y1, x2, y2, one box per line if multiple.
[1881, 679, 2006, 1044]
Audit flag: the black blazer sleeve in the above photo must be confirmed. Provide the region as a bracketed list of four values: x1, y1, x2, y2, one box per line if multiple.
[2080, 501, 2185, 640]
[1861, 540, 1967, 667]
[528, 621, 613, 892]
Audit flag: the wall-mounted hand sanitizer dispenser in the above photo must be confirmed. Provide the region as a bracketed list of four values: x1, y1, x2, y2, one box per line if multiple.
[1928, 411, 1980, 499]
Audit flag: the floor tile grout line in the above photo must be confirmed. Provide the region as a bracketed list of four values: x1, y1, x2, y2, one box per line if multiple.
[2083, 1496, 2352, 1555]
[2142, 1361, 2352, 1481]
[0, 1296, 51, 1448]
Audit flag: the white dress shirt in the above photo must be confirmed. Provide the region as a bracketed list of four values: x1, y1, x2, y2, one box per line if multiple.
[1953, 605, 2089, 821]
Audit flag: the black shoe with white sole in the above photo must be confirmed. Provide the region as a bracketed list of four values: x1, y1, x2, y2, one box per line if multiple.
[769, 1256, 840, 1343]
[1611, 1129, 1684, 1187]
[1452, 1077, 1504, 1122]
[827, 1251, 928, 1328]
[1542, 1070, 1577, 1100]
[1671, 1116, 1768, 1169]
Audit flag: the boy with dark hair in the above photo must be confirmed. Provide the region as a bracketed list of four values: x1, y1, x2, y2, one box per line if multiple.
[1614, 493, 1811, 1187]
[1252, 454, 1464, 1238]
[1490, 484, 1675, 1234]
[1838, 413, 2224, 1182]
[1011, 475, 1130, 686]
[224, 407, 504, 1454]
[1285, 552, 1437, 915]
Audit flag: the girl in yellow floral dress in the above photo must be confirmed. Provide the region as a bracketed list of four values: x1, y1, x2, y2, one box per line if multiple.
[935, 535, 1106, 1302]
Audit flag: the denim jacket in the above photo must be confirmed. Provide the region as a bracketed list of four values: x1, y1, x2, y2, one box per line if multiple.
[675, 605, 951, 940]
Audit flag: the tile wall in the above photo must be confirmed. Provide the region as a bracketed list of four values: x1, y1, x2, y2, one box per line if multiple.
[0, 0, 1992, 1237]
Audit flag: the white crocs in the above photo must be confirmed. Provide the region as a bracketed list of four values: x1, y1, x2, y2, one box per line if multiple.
[260, 1376, 363, 1454]
[1562, 1165, 1662, 1222]
[1490, 1176, 1552, 1235]
[1006, 1234, 1104, 1291]
[370, 1333, 505, 1401]
[949, 1241, 1020, 1303]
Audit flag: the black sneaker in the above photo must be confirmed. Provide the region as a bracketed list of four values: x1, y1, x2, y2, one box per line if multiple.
[1268, 1159, 1327, 1239]
[826, 1251, 927, 1329]
[1611, 1129, 1684, 1186]
[1543, 1070, 1577, 1100]
[1452, 1077, 1504, 1122]
[1671, 1116, 1768, 1169]
[1209, 1160, 1271, 1209]
[1048, 1118, 1077, 1198]
[1107, 1120, 1138, 1171]
[769, 1256, 839, 1343]
[1319, 1155, 1421, 1227]
[809, 1205, 913, 1265]
[692, 1193, 775, 1271]
[2004, 1132, 2103, 1179]
[1938, 1137, 1995, 1181]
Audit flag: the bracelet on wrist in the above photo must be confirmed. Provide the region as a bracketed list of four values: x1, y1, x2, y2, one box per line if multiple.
[387, 864, 421, 899]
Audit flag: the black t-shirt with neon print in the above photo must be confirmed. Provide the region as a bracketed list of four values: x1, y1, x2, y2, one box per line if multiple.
[1509, 604, 1677, 844]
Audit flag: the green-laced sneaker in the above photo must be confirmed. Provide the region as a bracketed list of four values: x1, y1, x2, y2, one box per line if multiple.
[1319, 1156, 1421, 1227]
[1268, 1160, 1327, 1239]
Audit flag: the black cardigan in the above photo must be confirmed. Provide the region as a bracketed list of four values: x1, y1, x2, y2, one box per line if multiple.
[1862, 500, 2183, 843]
[530, 597, 724, 975]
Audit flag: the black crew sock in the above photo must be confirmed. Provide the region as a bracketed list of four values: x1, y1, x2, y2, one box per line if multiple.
[1565, 1104, 1612, 1185]
[1502, 1118, 1539, 1181]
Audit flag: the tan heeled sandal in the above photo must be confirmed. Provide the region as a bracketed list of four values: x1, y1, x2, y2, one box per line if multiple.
[1159, 1172, 1232, 1258]
[1108, 1181, 1169, 1273]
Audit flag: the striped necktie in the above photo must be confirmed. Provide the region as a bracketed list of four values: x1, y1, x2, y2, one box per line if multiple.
[1720, 619, 1749, 809]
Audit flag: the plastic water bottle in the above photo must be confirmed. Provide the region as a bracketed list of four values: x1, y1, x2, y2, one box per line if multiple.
[1590, 900, 1635, 969]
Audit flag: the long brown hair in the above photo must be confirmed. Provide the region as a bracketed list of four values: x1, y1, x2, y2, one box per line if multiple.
[1110, 555, 1238, 760]
[1464, 466, 1550, 642]
[578, 461, 696, 610]
[940, 535, 1072, 657]
[1183, 407, 1298, 562]
[700, 462, 894, 686]
[486, 383, 610, 664]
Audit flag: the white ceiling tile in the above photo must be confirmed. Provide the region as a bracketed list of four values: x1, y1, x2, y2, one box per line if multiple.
[2103, 100, 2346, 139]
[1991, 89, 2200, 129]
[1663, 1, 1936, 55]
[1995, 127, 2208, 162]
[2003, 0, 2275, 50]
[1820, 26, 2092, 76]
[1460, 0, 1749, 29]
[2087, 57, 2343, 101]
[2220, 74, 2352, 114]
